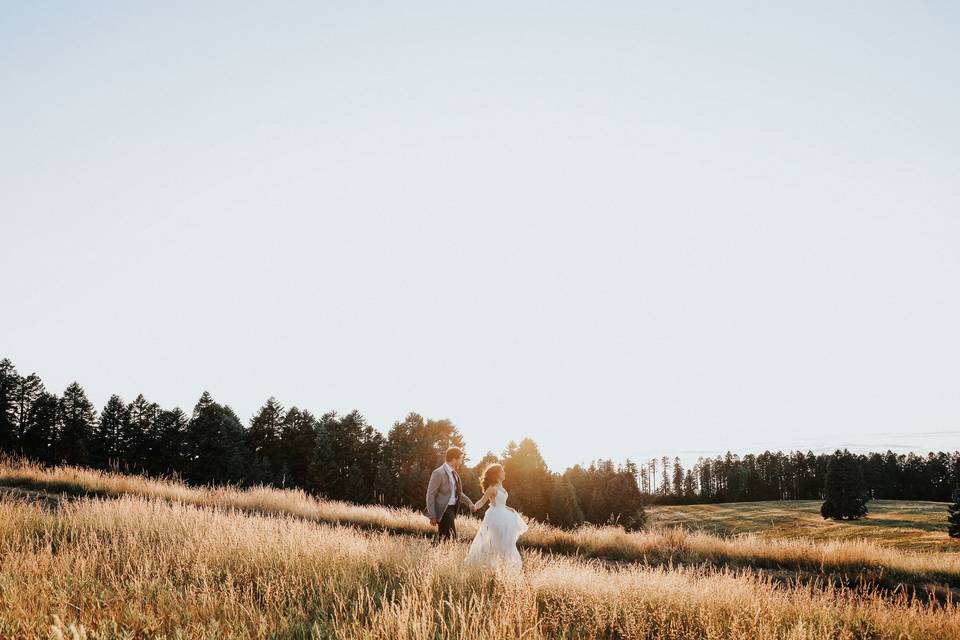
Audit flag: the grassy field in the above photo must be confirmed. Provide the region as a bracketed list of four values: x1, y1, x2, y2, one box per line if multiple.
[649, 500, 958, 553]
[2, 460, 960, 639]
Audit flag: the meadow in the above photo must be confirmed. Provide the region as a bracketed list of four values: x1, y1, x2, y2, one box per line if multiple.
[1, 460, 959, 639]
[649, 499, 958, 553]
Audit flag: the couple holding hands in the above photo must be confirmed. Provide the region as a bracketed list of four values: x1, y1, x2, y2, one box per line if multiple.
[424, 447, 527, 569]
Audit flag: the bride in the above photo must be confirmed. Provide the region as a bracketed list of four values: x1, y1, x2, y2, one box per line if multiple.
[465, 463, 528, 569]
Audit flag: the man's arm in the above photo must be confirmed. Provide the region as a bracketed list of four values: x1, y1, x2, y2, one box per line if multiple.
[458, 489, 475, 511]
[425, 468, 442, 524]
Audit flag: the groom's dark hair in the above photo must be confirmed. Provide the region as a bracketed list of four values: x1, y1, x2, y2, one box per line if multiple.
[445, 447, 463, 462]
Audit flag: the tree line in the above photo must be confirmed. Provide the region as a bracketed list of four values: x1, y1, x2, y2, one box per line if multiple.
[1, 357, 958, 536]
[0, 358, 643, 529]
[639, 449, 960, 506]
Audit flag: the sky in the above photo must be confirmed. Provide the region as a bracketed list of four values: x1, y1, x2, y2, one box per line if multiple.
[2, 2, 959, 471]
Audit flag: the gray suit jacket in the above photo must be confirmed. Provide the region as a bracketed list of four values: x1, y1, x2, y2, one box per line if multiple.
[425, 464, 475, 521]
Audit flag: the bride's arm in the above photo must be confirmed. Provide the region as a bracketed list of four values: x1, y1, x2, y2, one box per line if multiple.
[472, 486, 498, 511]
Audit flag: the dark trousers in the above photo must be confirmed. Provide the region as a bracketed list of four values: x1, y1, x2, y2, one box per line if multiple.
[436, 503, 458, 542]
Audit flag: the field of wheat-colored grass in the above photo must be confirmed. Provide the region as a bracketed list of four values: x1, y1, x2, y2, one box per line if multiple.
[2, 459, 960, 592]
[2, 492, 959, 640]
[650, 500, 958, 552]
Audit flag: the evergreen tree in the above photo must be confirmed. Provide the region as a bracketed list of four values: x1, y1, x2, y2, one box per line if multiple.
[153, 408, 189, 477]
[563, 459, 646, 529]
[672, 457, 684, 496]
[92, 395, 129, 469]
[546, 474, 584, 528]
[184, 392, 247, 485]
[472, 451, 499, 476]
[682, 470, 696, 499]
[0, 358, 19, 453]
[378, 412, 466, 507]
[126, 394, 160, 473]
[21, 391, 58, 464]
[278, 407, 318, 489]
[246, 397, 285, 485]
[307, 411, 384, 503]
[501, 439, 552, 521]
[820, 449, 869, 520]
[55, 382, 97, 466]
[949, 493, 960, 539]
[950, 457, 960, 539]
[11, 372, 45, 451]
[660, 455, 671, 495]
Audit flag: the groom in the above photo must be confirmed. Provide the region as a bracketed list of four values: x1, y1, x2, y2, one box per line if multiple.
[425, 447, 476, 541]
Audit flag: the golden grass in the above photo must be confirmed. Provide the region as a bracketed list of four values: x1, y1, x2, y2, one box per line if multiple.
[3, 458, 960, 591]
[650, 500, 960, 552]
[3, 495, 959, 639]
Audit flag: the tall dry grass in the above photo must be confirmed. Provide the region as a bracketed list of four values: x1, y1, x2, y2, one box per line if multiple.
[2, 495, 958, 639]
[3, 458, 960, 589]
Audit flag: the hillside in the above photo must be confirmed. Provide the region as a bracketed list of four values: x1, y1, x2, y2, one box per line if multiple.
[2, 461, 960, 638]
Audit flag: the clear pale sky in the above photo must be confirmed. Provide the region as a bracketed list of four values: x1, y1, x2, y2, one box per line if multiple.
[2, 2, 959, 471]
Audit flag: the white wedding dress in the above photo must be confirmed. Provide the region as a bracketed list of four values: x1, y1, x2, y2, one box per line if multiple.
[465, 485, 528, 570]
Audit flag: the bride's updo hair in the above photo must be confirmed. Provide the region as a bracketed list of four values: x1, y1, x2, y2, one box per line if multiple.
[480, 463, 504, 493]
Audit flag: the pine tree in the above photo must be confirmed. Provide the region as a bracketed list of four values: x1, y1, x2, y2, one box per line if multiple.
[672, 457, 684, 496]
[563, 459, 646, 529]
[501, 438, 552, 521]
[660, 455, 671, 495]
[153, 408, 189, 477]
[949, 457, 960, 539]
[278, 407, 318, 489]
[378, 412, 466, 507]
[21, 391, 58, 464]
[472, 451, 499, 476]
[308, 411, 384, 503]
[949, 494, 960, 538]
[92, 395, 129, 469]
[546, 474, 584, 528]
[246, 397, 285, 485]
[55, 382, 97, 466]
[0, 358, 19, 453]
[820, 449, 869, 520]
[184, 392, 247, 486]
[126, 394, 160, 473]
[11, 372, 45, 450]
[683, 470, 696, 499]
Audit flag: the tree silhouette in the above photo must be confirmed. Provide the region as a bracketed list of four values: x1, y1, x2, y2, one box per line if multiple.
[0, 359, 19, 452]
[672, 457, 684, 497]
[950, 457, 960, 539]
[308, 411, 384, 503]
[821, 449, 869, 520]
[7, 356, 960, 535]
[92, 395, 129, 469]
[564, 459, 645, 530]
[546, 474, 584, 528]
[11, 372, 44, 451]
[246, 397, 285, 485]
[949, 494, 960, 538]
[278, 407, 317, 489]
[502, 439, 552, 521]
[55, 382, 97, 466]
[21, 391, 58, 464]
[153, 408, 189, 477]
[184, 392, 247, 485]
[379, 413, 465, 508]
[126, 395, 160, 473]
